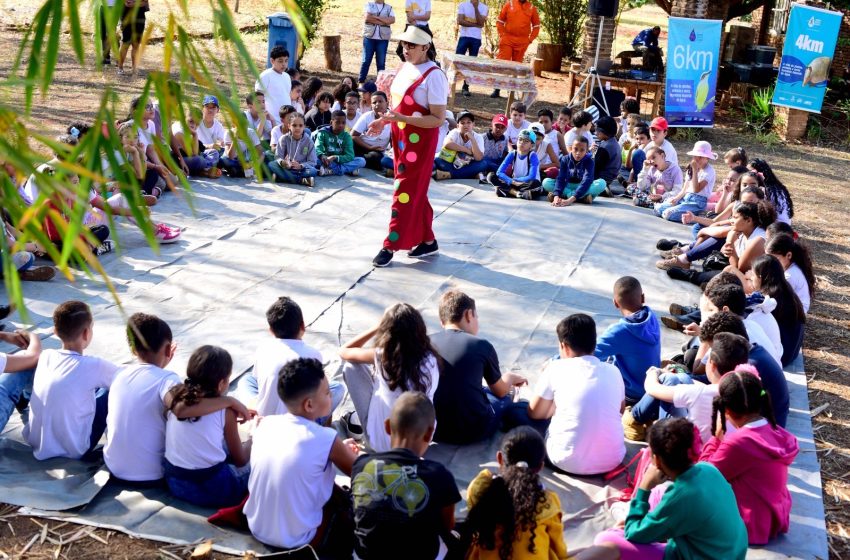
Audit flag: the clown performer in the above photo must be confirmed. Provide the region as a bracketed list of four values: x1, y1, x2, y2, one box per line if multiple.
[367, 25, 448, 268]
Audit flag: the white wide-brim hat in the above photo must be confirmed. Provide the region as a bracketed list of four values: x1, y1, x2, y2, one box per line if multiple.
[393, 26, 433, 45]
[686, 140, 717, 160]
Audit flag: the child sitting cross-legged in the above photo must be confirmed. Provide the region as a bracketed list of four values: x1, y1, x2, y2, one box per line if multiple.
[105, 313, 251, 484]
[163, 346, 252, 508]
[487, 129, 544, 200]
[654, 141, 717, 222]
[351, 392, 461, 560]
[699, 370, 799, 545]
[245, 358, 360, 553]
[316, 110, 367, 177]
[543, 136, 606, 207]
[630, 146, 683, 209]
[433, 110, 487, 182]
[24, 301, 118, 460]
[267, 113, 319, 187]
[504, 313, 625, 476]
[593, 417, 749, 560]
[0, 327, 41, 433]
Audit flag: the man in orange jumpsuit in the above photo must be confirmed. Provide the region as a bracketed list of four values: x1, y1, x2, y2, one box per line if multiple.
[491, 0, 540, 98]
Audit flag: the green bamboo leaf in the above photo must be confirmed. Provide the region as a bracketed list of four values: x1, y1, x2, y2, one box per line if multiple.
[42, 0, 63, 95]
[66, 0, 85, 65]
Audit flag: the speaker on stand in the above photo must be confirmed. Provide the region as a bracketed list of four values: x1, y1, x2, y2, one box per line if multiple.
[569, 0, 618, 115]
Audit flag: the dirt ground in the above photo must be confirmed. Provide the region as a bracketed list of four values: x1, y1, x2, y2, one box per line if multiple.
[0, 1, 849, 558]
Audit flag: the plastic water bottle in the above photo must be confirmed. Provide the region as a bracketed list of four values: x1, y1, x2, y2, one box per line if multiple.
[605, 81, 611, 91]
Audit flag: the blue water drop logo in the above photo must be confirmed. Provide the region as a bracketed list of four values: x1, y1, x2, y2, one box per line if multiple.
[689, 29, 696, 41]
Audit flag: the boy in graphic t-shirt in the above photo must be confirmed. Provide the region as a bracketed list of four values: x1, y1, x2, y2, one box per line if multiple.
[352, 392, 461, 560]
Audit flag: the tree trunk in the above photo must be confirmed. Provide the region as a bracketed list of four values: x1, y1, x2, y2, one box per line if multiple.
[536, 43, 563, 73]
[234, 0, 240, 13]
[323, 35, 342, 72]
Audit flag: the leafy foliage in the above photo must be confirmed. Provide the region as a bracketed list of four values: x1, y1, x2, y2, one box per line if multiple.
[0, 0, 309, 316]
[534, 0, 587, 58]
[742, 86, 775, 135]
[296, 0, 337, 45]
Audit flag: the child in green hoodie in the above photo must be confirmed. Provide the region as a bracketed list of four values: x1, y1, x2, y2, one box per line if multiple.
[593, 417, 748, 560]
[315, 110, 366, 177]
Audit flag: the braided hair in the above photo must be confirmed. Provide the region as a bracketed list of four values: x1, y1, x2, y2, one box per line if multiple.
[711, 370, 777, 436]
[168, 345, 232, 421]
[748, 158, 794, 219]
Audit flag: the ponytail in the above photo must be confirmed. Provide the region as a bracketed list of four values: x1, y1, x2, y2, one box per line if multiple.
[464, 475, 515, 560]
[714, 370, 777, 434]
[766, 233, 816, 297]
[168, 345, 232, 421]
[749, 158, 794, 219]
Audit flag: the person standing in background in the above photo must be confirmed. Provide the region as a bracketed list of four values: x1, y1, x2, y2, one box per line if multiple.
[406, 0, 432, 31]
[491, 0, 539, 98]
[360, 0, 396, 84]
[455, 0, 489, 97]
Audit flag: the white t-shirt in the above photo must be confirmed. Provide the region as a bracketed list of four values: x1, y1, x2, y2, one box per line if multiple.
[506, 119, 531, 146]
[244, 109, 273, 141]
[535, 138, 554, 166]
[223, 128, 261, 161]
[22, 161, 58, 205]
[406, 0, 431, 25]
[353, 111, 391, 149]
[390, 61, 449, 112]
[786, 263, 810, 313]
[692, 164, 716, 198]
[253, 338, 322, 417]
[245, 413, 337, 548]
[743, 317, 782, 366]
[345, 110, 362, 132]
[545, 129, 562, 158]
[657, 139, 678, 165]
[194, 119, 226, 147]
[444, 128, 484, 153]
[0, 353, 7, 373]
[457, 1, 488, 40]
[747, 297, 783, 363]
[137, 120, 157, 153]
[565, 128, 594, 150]
[255, 68, 292, 126]
[104, 363, 180, 481]
[534, 355, 625, 475]
[24, 349, 118, 460]
[672, 381, 719, 445]
[165, 408, 227, 470]
[270, 124, 286, 151]
[367, 351, 439, 453]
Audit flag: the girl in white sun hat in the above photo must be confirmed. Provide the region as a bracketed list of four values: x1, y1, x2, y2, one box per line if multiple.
[654, 140, 716, 223]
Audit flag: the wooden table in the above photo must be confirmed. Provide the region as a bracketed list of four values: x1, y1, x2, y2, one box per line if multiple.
[566, 70, 663, 117]
[440, 52, 538, 114]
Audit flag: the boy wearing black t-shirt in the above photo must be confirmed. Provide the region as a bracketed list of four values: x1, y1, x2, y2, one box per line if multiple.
[351, 392, 461, 560]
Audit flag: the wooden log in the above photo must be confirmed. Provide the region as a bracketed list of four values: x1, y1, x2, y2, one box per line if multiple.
[323, 35, 342, 72]
[535, 43, 563, 73]
[531, 57, 544, 77]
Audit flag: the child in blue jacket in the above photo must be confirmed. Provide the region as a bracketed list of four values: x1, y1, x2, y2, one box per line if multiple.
[487, 129, 543, 200]
[594, 276, 661, 403]
[543, 136, 607, 207]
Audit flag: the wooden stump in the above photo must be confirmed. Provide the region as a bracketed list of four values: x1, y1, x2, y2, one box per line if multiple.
[535, 43, 563, 73]
[323, 35, 342, 72]
[531, 57, 544, 77]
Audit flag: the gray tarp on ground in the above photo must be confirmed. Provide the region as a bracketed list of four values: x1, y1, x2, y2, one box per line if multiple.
[0, 174, 827, 558]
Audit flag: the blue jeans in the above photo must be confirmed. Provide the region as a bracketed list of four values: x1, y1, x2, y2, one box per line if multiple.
[0, 368, 34, 432]
[483, 156, 504, 174]
[268, 161, 318, 184]
[163, 459, 249, 508]
[691, 222, 705, 239]
[326, 158, 367, 175]
[456, 37, 482, 56]
[88, 388, 109, 452]
[360, 38, 389, 83]
[501, 400, 551, 440]
[236, 372, 345, 425]
[630, 372, 691, 424]
[380, 156, 394, 170]
[655, 193, 708, 222]
[684, 235, 723, 262]
[434, 157, 488, 180]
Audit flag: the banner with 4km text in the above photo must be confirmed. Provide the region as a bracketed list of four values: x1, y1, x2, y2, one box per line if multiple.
[664, 17, 722, 127]
[772, 3, 842, 113]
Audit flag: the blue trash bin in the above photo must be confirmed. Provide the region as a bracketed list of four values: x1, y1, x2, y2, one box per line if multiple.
[267, 12, 300, 69]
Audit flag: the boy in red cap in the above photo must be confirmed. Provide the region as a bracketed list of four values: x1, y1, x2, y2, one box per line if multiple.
[482, 114, 510, 176]
[648, 117, 678, 165]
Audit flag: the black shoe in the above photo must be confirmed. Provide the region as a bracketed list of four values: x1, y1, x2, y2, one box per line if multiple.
[102, 56, 111, 65]
[666, 267, 698, 282]
[408, 241, 439, 258]
[520, 189, 533, 200]
[0, 305, 10, 321]
[489, 89, 501, 98]
[338, 411, 364, 442]
[495, 186, 509, 197]
[461, 84, 471, 97]
[656, 238, 685, 251]
[372, 248, 394, 267]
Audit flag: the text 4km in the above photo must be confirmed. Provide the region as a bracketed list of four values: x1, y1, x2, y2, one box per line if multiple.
[795, 34, 825, 53]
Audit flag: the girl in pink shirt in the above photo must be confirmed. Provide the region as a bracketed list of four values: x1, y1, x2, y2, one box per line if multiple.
[700, 370, 799, 544]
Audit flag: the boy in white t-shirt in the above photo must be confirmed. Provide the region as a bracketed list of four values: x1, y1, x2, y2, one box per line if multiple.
[24, 301, 118, 460]
[455, 0, 488, 96]
[244, 92, 273, 144]
[0, 328, 41, 432]
[510, 313, 626, 475]
[406, 0, 431, 27]
[238, 297, 344, 421]
[104, 313, 252, 483]
[625, 331, 749, 444]
[254, 46, 292, 126]
[505, 101, 531, 150]
[245, 358, 360, 551]
[352, 91, 391, 170]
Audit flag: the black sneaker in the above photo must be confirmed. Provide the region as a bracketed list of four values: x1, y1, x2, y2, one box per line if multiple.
[495, 186, 509, 197]
[408, 241, 439, 258]
[666, 267, 698, 282]
[338, 411, 364, 442]
[0, 305, 10, 321]
[94, 240, 115, 257]
[372, 248, 394, 267]
[656, 238, 685, 251]
[489, 89, 500, 98]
